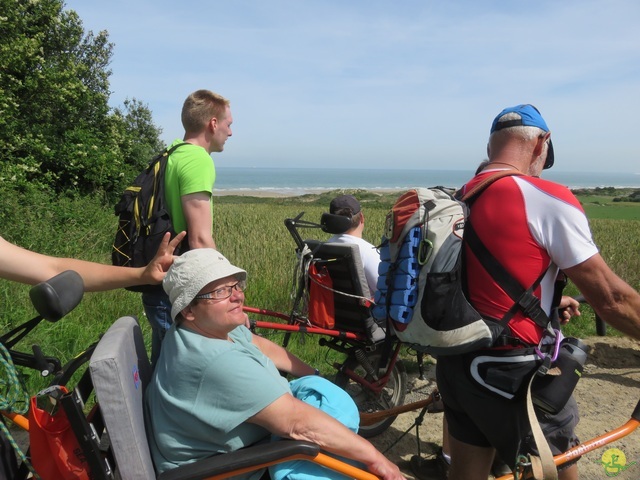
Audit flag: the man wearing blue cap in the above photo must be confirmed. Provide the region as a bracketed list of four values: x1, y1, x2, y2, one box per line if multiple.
[413, 105, 640, 480]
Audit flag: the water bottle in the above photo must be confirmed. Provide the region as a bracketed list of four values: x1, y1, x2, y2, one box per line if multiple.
[532, 337, 589, 414]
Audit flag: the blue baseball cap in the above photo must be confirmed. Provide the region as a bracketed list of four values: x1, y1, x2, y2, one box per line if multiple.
[490, 104, 549, 133]
[491, 104, 554, 169]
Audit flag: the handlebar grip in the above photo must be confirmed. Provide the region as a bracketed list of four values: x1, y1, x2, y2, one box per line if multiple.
[573, 295, 607, 336]
[32, 344, 54, 377]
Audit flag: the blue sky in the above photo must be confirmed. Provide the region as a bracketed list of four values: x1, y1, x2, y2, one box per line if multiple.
[64, 0, 639, 173]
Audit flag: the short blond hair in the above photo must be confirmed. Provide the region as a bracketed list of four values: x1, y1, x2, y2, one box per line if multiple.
[181, 89, 230, 134]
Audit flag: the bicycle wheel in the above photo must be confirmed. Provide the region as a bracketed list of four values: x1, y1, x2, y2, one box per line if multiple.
[334, 350, 407, 438]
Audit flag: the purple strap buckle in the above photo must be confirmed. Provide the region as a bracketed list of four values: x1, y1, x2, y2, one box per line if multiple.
[535, 329, 561, 362]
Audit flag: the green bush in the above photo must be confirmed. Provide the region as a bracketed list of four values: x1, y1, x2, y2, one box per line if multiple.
[0, 0, 163, 198]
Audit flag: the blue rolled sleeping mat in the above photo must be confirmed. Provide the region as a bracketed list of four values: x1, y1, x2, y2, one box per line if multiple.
[372, 226, 421, 327]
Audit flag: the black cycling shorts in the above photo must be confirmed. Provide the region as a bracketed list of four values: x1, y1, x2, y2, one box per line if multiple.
[436, 353, 580, 469]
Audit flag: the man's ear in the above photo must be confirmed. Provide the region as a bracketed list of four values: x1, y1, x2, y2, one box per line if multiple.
[533, 133, 549, 157]
[208, 116, 218, 133]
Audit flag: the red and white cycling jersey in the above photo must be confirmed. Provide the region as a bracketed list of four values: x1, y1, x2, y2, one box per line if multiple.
[460, 170, 598, 345]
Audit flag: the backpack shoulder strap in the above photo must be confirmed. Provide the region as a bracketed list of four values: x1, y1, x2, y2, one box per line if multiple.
[465, 221, 551, 330]
[457, 170, 521, 203]
[166, 142, 190, 156]
[149, 142, 190, 168]
[459, 170, 551, 331]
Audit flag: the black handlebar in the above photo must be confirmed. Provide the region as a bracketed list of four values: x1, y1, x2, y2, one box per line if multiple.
[573, 294, 607, 336]
[32, 344, 55, 377]
[284, 211, 352, 253]
[284, 213, 325, 252]
[8, 348, 61, 375]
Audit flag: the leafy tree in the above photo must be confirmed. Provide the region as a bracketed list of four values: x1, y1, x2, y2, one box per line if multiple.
[113, 98, 165, 176]
[0, 0, 162, 197]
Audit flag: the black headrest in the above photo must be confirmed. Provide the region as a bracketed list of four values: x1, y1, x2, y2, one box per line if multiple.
[29, 270, 84, 322]
[320, 213, 352, 235]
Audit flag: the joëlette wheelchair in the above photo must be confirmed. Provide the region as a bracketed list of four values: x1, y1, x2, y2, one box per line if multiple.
[80, 295, 640, 480]
[88, 315, 382, 480]
[244, 212, 411, 438]
[0, 270, 99, 479]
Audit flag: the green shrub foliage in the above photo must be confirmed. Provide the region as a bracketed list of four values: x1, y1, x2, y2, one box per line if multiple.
[0, 0, 162, 197]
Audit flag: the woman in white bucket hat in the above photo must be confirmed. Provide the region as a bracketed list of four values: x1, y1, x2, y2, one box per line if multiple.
[145, 248, 404, 480]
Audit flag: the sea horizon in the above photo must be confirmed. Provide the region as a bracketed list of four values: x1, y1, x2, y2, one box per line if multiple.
[214, 167, 640, 195]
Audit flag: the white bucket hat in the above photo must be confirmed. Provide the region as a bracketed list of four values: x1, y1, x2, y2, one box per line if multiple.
[163, 249, 247, 320]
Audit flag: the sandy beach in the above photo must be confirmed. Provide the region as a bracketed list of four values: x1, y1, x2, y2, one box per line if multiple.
[212, 189, 305, 198]
[212, 188, 405, 198]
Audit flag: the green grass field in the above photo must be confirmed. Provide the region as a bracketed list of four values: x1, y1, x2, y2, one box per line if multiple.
[0, 188, 638, 395]
[577, 195, 640, 220]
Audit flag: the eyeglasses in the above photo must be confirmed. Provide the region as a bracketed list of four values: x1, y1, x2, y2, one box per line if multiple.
[194, 280, 247, 301]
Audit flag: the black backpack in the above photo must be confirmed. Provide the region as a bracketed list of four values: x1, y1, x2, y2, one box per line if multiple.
[112, 143, 189, 292]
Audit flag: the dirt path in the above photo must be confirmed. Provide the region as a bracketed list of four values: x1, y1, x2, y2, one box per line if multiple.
[369, 336, 640, 480]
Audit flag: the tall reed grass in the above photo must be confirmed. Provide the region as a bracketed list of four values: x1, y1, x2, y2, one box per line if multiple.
[0, 191, 638, 394]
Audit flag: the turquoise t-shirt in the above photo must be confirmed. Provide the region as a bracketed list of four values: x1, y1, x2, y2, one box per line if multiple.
[164, 139, 216, 234]
[145, 325, 290, 475]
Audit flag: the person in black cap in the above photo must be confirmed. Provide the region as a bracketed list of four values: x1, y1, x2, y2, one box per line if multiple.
[327, 194, 380, 296]
[413, 104, 640, 480]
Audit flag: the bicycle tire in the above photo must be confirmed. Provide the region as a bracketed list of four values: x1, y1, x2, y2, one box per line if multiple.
[334, 351, 407, 438]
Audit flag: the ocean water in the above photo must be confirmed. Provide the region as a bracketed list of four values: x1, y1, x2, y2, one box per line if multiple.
[215, 167, 640, 194]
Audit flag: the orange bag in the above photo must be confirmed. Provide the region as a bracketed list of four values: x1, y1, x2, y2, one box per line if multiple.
[308, 263, 335, 329]
[28, 386, 90, 480]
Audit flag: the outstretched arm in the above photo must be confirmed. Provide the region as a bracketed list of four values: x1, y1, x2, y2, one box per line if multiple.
[0, 231, 186, 291]
[564, 253, 640, 340]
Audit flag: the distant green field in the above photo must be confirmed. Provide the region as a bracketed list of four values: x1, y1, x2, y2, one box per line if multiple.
[576, 194, 640, 220]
